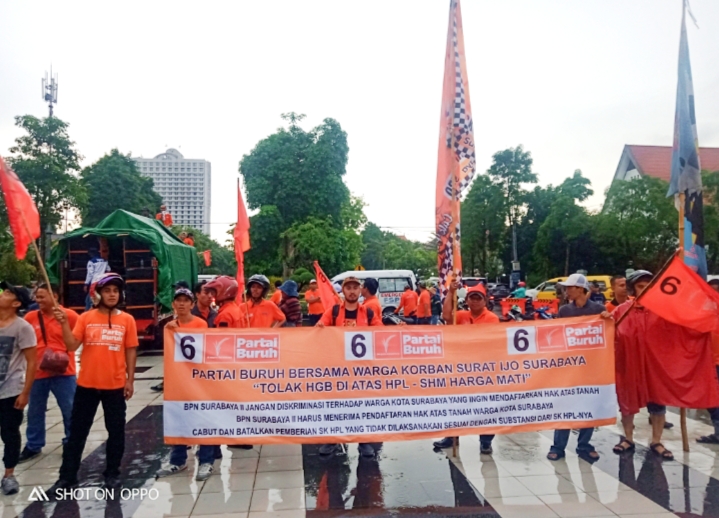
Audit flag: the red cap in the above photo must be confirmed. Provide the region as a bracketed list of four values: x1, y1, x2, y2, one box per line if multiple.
[466, 284, 487, 298]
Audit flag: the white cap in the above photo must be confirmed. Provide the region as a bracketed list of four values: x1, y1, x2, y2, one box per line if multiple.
[558, 274, 589, 290]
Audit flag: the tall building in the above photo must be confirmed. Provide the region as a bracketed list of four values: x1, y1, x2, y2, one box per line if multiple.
[133, 148, 211, 234]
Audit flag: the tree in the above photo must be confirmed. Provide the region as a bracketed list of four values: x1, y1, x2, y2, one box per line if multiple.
[0, 231, 37, 285]
[173, 225, 236, 276]
[239, 113, 350, 228]
[7, 115, 85, 258]
[80, 149, 162, 226]
[460, 175, 506, 278]
[487, 145, 538, 263]
[360, 223, 437, 278]
[243, 206, 285, 277]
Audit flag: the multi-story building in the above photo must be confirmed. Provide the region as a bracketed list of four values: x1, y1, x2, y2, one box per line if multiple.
[133, 148, 211, 234]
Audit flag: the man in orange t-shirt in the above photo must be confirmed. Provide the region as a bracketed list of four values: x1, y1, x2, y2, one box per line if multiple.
[51, 273, 138, 491]
[239, 275, 286, 329]
[434, 282, 499, 453]
[395, 285, 418, 322]
[21, 284, 79, 462]
[156, 204, 173, 227]
[205, 276, 243, 328]
[416, 282, 431, 325]
[305, 280, 325, 326]
[270, 280, 283, 307]
[361, 278, 383, 318]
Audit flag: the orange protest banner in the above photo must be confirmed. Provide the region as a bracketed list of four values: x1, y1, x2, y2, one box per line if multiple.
[163, 316, 616, 445]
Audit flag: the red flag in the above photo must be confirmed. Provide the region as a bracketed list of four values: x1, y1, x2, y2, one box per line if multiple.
[234, 180, 251, 296]
[202, 250, 211, 267]
[436, 0, 476, 301]
[639, 253, 719, 333]
[0, 157, 40, 259]
[313, 261, 340, 309]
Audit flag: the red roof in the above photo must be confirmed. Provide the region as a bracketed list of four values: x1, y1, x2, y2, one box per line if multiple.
[626, 145, 719, 181]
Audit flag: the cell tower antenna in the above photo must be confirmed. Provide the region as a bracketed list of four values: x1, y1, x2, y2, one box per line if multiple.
[42, 67, 59, 117]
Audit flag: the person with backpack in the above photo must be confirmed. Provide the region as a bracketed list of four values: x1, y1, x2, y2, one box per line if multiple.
[316, 277, 382, 458]
[20, 284, 78, 464]
[279, 280, 302, 327]
[50, 273, 138, 491]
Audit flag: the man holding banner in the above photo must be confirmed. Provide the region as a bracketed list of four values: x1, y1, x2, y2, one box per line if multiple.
[434, 281, 498, 454]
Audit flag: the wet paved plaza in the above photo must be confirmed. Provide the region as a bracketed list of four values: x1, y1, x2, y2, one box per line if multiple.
[4, 352, 719, 517]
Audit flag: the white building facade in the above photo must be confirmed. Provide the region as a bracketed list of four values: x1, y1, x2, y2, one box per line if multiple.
[133, 148, 211, 234]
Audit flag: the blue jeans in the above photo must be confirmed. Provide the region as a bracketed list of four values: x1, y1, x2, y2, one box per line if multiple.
[85, 293, 93, 311]
[551, 428, 595, 454]
[26, 375, 76, 453]
[430, 315, 440, 325]
[170, 445, 220, 466]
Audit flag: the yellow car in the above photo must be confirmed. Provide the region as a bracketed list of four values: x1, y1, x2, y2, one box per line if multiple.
[528, 275, 613, 300]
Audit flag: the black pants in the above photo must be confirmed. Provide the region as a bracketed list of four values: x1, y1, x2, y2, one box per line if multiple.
[308, 314, 321, 326]
[416, 317, 431, 325]
[0, 396, 23, 470]
[60, 386, 126, 482]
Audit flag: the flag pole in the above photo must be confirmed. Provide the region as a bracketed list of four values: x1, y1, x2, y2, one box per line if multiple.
[20, 213, 58, 309]
[679, 192, 689, 452]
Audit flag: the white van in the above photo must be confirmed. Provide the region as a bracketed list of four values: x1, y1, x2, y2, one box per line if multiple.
[331, 269, 417, 314]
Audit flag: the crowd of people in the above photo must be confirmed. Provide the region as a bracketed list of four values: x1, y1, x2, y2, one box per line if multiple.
[0, 266, 717, 497]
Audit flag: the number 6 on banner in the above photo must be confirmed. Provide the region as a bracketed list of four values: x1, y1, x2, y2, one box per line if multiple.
[174, 333, 205, 363]
[345, 332, 374, 360]
[506, 327, 537, 355]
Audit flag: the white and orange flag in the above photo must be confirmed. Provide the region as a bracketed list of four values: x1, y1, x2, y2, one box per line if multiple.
[435, 0, 476, 300]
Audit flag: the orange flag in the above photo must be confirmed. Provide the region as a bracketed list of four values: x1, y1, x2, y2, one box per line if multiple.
[0, 157, 40, 259]
[313, 261, 341, 309]
[202, 250, 212, 267]
[639, 253, 719, 333]
[435, 0, 476, 301]
[234, 180, 251, 296]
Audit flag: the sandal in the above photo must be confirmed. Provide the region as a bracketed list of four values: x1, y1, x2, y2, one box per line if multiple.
[613, 438, 636, 453]
[650, 442, 674, 460]
[546, 451, 565, 461]
[697, 434, 719, 444]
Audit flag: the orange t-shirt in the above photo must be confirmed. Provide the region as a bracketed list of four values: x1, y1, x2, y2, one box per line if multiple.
[318, 304, 383, 327]
[456, 309, 500, 325]
[25, 307, 79, 379]
[183, 237, 195, 247]
[156, 212, 173, 227]
[416, 290, 431, 318]
[396, 290, 419, 316]
[215, 301, 243, 328]
[176, 316, 208, 329]
[270, 290, 282, 306]
[239, 299, 286, 328]
[72, 309, 139, 390]
[305, 289, 325, 315]
[362, 296, 382, 318]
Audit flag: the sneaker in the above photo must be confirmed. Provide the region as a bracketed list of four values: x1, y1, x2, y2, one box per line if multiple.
[18, 448, 41, 464]
[480, 443, 493, 455]
[103, 476, 122, 490]
[1, 476, 18, 495]
[432, 437, 457, 449]
[318, 444, 341, 456]
[358, 443, 375, 458]
[151, 381, 164, 392]
[196, 463, 213, 481]
[155, 462, 187, 478]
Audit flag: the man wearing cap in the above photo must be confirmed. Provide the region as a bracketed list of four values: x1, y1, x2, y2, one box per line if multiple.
[279, 280, 302, 327]
[434, 280, 499, 453]
[395, 285, 418, 323]
[0, 283, 37, 495]
[317, 277, 382, 458]
[416, 282, 432, 325]
[305, 280, 325, 326]
[546, 273, 605, 462]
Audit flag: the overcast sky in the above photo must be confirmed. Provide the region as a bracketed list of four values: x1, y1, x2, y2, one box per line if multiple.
[2, 0, 718, 243]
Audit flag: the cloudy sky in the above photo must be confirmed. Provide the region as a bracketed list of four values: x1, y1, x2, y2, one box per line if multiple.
[1, 0, 718, 242]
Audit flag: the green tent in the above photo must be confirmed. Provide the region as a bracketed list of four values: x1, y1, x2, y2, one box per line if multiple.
[48, 210, 198, 311]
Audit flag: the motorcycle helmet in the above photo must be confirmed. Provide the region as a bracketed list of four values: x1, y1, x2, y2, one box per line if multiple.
[246, 274, 270, 298]
[518, 281, 526, 287]
[382, 313, 404, 326]
[92, 273, 125, 327]
[627, 269, 653, 296]
[204, 276, 239, 303]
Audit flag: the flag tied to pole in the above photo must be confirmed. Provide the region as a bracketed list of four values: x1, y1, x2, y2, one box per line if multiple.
[638, 253, 719, 334]
[0, 156, 40, 260]
[234, 180, 251, 297]
[668, 0, 707, 278]
[435, 0, 476, 300]
[202, 250, 212, 267]
[313, 261, 340, 309]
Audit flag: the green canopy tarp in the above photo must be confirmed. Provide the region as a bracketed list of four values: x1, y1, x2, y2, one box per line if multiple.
[47, 210, 198, 312]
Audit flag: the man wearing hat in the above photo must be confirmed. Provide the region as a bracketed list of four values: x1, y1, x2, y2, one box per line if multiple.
[546, 273, 605, 463]
[317, 276, 382, 458]
[305, 280, 324, 326]
[278, 280, 302, 327]
[434, 280, 499, 453]
[0, 283, 37, 495]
